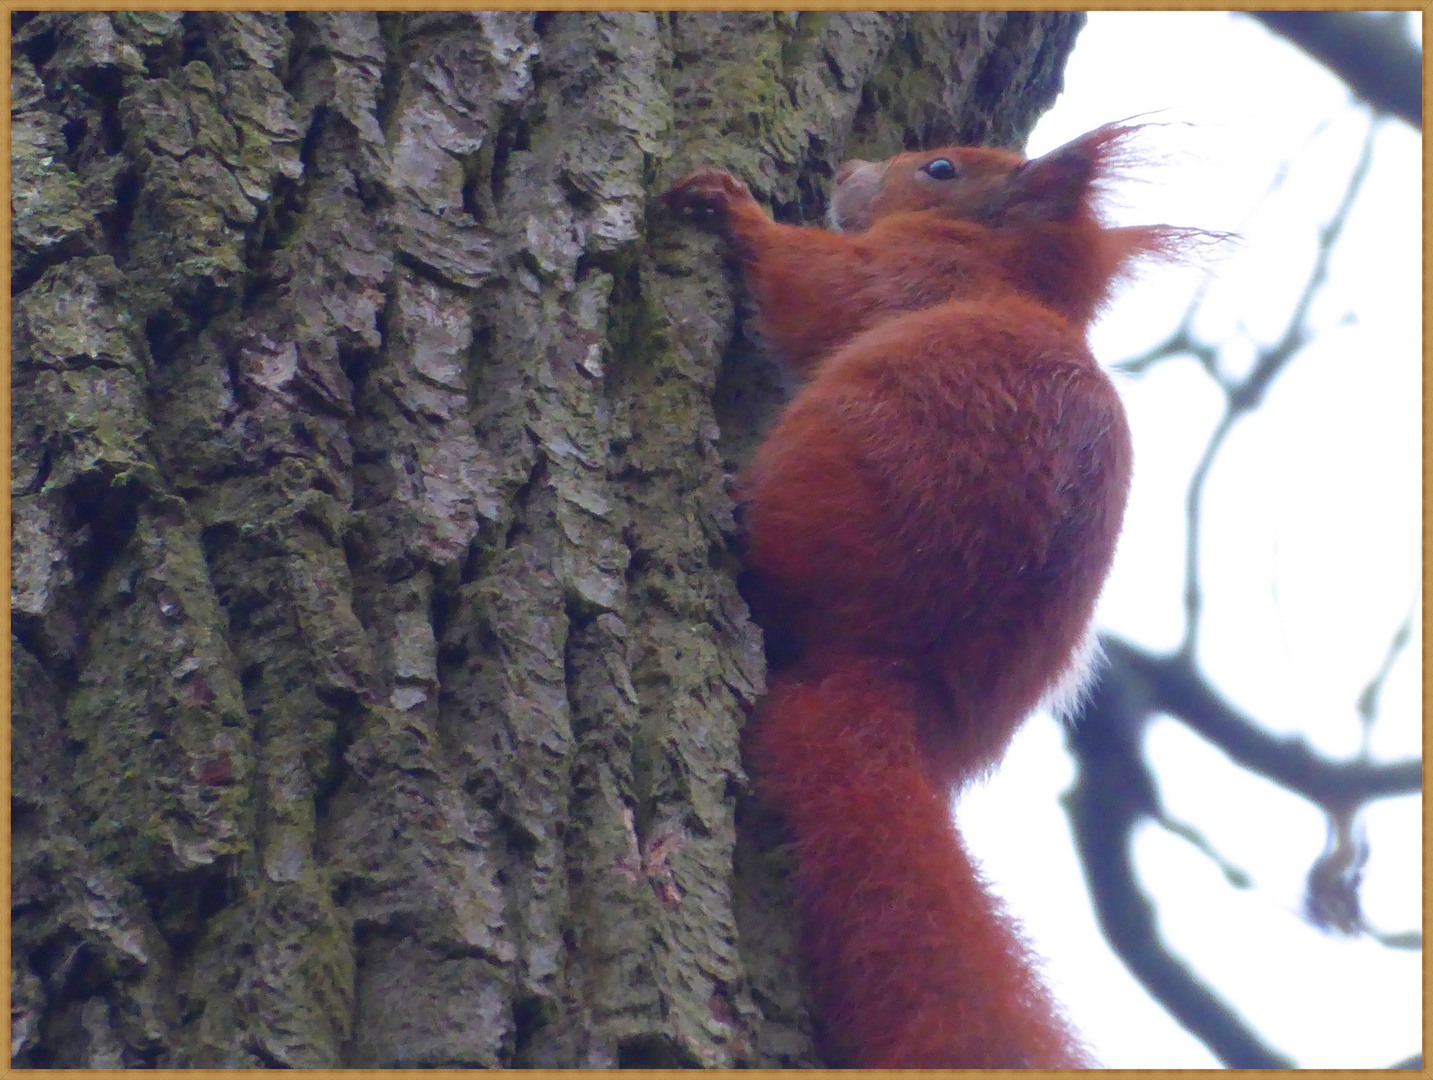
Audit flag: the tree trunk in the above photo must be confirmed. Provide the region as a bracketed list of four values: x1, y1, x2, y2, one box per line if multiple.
[10, 11, 1082, 1067]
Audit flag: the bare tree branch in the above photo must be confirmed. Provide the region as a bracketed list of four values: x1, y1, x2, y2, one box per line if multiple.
[1356, 600, 1418, 755]
[1063, 657, 1295, 1068]
[1078, 105, 1418, 1063]
[1165, 118, 1380, 658]
[1228, 117, 1379, 414]
[1177, 409, 1233, 656]
[1248, 12, 1422, 129]
[1067, 635, 1419, 1066]
[1105, 637, 1421, 810]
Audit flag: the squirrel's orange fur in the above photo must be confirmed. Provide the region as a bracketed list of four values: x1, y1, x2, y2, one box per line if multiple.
[666, 123, 1213, 1068]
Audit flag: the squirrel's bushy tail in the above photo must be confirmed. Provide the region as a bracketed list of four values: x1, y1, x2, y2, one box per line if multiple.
[752, 656, 1089, 1068]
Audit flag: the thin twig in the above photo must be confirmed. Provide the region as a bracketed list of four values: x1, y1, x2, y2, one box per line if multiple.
[1355, 599, 1417, 757]
[1176, 115, 1381, 660]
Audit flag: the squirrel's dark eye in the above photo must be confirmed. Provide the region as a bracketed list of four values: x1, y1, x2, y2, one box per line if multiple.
[922, 158, 957, 181]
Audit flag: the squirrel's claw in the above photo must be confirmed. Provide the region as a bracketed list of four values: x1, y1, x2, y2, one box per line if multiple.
[664, 166, 753, 221]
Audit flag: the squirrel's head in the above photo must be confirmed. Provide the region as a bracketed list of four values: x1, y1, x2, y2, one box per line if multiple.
[828, 123, 1152, 235]
[829, 122, 1229, 329]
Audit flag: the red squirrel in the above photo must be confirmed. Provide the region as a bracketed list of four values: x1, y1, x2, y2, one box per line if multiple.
[666, 122, 1212, 1068]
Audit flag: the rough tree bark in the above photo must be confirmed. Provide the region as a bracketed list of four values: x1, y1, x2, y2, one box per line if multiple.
[10, 11, 1081, 1068]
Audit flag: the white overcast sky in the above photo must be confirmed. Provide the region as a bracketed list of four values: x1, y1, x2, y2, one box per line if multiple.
[957, 11, 1422, 1069]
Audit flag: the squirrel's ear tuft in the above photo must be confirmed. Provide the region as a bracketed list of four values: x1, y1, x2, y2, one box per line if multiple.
[995, 123, 1153, 226]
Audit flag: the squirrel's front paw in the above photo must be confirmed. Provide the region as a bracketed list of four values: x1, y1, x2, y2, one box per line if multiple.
[664, 166, 753, 222]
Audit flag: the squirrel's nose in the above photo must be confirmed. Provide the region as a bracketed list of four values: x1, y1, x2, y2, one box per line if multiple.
[835, 159, 870, 186]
